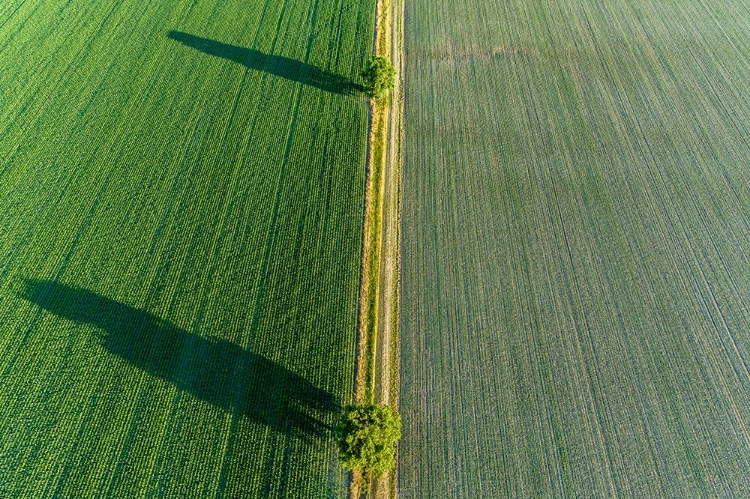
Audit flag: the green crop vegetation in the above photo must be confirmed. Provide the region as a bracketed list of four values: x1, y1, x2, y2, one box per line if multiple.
[0, 0, 375, 496]
[400, 0, 750, 497]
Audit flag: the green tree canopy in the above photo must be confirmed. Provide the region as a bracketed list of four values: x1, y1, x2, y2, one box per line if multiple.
[362, 56, 396, 100]
[335, 403, 402, 477]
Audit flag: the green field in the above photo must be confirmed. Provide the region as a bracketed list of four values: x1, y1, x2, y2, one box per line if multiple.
[0, 0, 374, 496]
[400, 0, 749, 497]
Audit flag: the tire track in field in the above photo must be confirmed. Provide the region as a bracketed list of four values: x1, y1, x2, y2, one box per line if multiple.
[0, 0, 27, 32]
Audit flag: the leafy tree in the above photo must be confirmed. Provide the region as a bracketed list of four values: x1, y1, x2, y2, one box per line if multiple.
[335, 403, 402, 477]
[362, 56, 396, 100]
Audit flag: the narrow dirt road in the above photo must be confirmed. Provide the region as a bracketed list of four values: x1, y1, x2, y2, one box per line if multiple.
[352, 0, 403, 495]
[375, 0, 404, 408]
[374, 0, 404, 496]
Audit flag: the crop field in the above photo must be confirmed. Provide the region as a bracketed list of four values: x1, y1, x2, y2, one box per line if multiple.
[0, 0, 374, 496]
[400, 0, 749, 497]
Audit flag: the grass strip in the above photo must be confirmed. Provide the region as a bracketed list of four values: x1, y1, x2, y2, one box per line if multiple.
[352, 0, 404, 496]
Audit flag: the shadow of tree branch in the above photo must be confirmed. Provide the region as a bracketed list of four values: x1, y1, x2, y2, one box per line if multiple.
[20, 279, 339, 441]
[168, 30, 363, 95]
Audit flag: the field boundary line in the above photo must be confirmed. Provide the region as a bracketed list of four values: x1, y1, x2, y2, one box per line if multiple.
[352, 0, 404, 493]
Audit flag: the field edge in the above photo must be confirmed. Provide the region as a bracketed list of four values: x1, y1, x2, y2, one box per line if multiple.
[352, 0, 404, 494]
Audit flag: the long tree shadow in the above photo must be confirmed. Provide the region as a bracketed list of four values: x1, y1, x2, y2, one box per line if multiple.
[167, 30, 363, 95]
[20, 279, 338, 441]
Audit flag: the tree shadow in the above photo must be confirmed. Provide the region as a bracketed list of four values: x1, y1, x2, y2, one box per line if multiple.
[167, 30, 363, 95]
[19, 279, 338, 441]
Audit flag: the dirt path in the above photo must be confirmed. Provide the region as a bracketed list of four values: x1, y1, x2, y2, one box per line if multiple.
[373, 0, 404, 495]
[351, 0, 404, 495]
[375, 0, 403, 409]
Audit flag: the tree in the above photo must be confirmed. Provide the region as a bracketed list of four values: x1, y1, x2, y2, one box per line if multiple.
[334, 403, 402, 478]
[362, 56, 396, 100]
